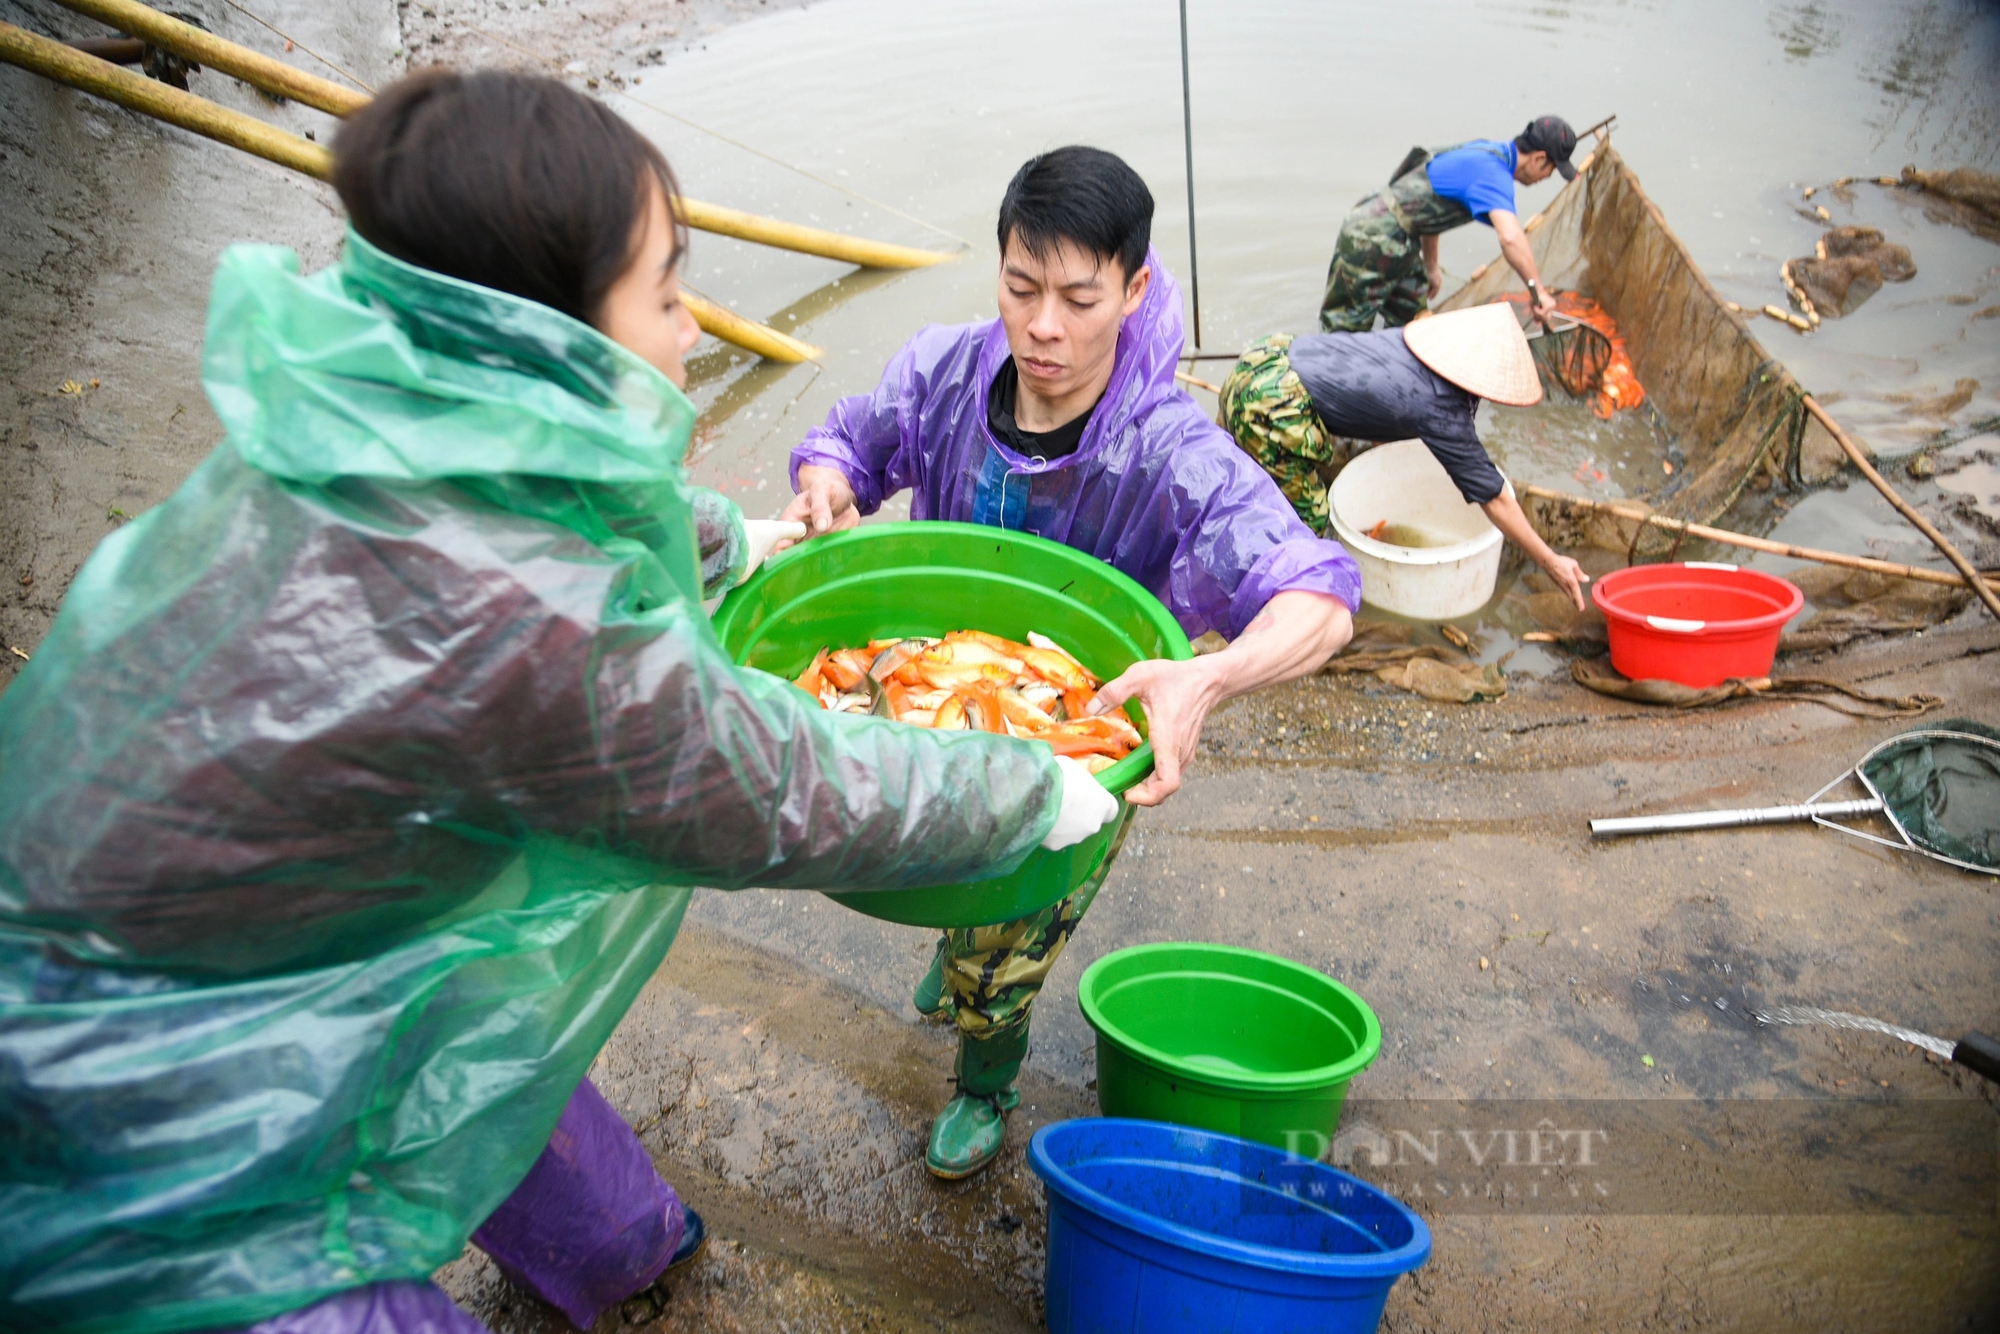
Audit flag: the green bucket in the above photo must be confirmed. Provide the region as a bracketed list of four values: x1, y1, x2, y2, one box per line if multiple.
[709, 521, 1192, 928]
[1078, 942, 1382, 1157]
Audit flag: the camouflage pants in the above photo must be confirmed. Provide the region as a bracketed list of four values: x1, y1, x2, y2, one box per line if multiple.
[937, 819, 1127, 1039]
[1319, 194, 1428, 333]
[1217, 334, 1364, 535]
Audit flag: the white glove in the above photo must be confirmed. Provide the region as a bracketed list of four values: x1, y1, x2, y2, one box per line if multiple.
[739, 519, 808, 582]
[1041, 755, 1121, 851]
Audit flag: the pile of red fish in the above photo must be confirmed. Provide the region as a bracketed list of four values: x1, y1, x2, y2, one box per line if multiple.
[794, 629, 1140, 772]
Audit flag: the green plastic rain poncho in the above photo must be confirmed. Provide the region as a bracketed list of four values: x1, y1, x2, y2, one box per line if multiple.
[0, 232, 1062, 1333]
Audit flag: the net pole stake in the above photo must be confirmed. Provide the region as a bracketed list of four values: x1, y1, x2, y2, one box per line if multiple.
[1178, 0, 1200, 350]
[1801, 393, 2000, 623]
[1519, 483, 2000, 596]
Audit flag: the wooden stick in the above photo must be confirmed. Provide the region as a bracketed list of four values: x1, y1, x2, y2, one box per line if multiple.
[1519, 483, 2000, 596]
[67, 34, 145, 62]
[1, 21, 820, 360]
[1175, 369, 1221, 394]
[1800, 394, 2000, 622]
[51, 0, 955, 269]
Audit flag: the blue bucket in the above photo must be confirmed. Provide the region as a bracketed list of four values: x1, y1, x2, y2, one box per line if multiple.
[1028, 1118, 1431, 1334]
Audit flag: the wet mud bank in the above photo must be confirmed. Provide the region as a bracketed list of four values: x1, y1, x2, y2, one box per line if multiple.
[438, 922, 1072, 1334]
[431, 600, 2000, 1333]
[685, 615, 2000, 1332]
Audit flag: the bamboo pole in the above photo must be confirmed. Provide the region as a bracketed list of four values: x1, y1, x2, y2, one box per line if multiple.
[51, 0, 954, 270]
[1, 21, 335, 176]
[1799, 394, 2000, 622]
[0, 22, 821, 362]
[1520, 483, 2000, 596]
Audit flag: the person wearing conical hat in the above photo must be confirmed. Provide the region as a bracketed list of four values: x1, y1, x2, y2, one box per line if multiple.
[1218, 303, 1590, 611]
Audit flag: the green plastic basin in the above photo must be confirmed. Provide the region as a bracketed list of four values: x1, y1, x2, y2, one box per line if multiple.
[1079, 942, 1382, 1158]
[709, 521, 1192, 928]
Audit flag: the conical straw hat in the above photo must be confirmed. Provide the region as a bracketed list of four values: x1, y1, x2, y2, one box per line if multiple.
[1401, 303, 1544, 407]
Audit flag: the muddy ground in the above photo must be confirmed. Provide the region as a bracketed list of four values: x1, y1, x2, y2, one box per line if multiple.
[464, 617, 1998, 1334]
[4, 0, 1999, 1330]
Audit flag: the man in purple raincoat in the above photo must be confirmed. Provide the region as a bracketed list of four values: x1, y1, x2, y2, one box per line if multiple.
[781, 147, 1361, 1179]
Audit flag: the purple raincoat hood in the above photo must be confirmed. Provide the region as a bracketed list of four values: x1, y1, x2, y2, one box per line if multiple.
[794, 249, 1361, 638]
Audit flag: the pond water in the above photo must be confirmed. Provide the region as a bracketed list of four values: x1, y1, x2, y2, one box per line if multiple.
[624, 0, 1999, 628]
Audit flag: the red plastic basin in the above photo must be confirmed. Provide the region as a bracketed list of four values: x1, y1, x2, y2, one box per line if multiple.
[1591, 562, 1804, 688]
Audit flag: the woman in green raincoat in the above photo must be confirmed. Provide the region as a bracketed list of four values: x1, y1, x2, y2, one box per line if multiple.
[0, 71, 1116, 1334]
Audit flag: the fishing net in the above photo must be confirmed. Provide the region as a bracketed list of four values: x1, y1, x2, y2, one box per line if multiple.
[1441, 143, 1846, 561]
[1568, 655, 1942, 719]
[1851, 720, 2000, 873]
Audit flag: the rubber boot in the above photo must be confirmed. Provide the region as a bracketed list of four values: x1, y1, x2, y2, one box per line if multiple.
[926, 1021, 1029, 1179]
[912, 935, 950, 1019]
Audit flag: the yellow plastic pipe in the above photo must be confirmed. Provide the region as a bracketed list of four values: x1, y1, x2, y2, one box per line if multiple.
[675, 197, 953, 270]
[682, 291, 820, 364]
[0, 21, 817, 361]
[53, 0, 369, 113]
[0, 21, 335, 177]
[53, 0, 955, 270]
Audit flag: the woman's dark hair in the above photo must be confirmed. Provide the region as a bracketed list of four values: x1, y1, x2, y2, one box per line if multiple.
[997, 145, 1153, 283]
[332, 70, 683, 326]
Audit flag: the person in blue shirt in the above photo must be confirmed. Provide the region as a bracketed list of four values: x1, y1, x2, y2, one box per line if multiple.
[1320, 116, 1578, 332]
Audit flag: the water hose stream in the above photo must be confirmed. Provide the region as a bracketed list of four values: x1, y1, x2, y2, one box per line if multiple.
[1755, 1007, 2000, 1085]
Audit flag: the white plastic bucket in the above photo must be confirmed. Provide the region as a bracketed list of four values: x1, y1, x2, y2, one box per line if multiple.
[1327, 440, 1503, 621]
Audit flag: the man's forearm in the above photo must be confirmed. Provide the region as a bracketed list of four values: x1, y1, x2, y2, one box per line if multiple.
[1422, 233, 1440, 269]
[1490, 212, 1540, 290]
[1481, 488, 1589, 609]
[1482, 489, 1558, 568]
[1500, 232, 1540, 288]
[1203, 591, 1355, 702]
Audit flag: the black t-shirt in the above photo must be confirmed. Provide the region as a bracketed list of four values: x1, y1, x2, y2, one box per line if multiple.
[1286, 328, 1507, 505]
[987, 357, 1095, 460]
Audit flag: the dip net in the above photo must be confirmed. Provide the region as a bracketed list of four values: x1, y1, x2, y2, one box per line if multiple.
[1498, 291, 1645, 418]
[1440, 142, 1843, 561]
[1815, 720, 2000, 875]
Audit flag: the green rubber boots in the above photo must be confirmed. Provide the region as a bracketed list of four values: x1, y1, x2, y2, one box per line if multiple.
[912, 935, 950, 1020]
[925, 1021, 1029, 1179]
